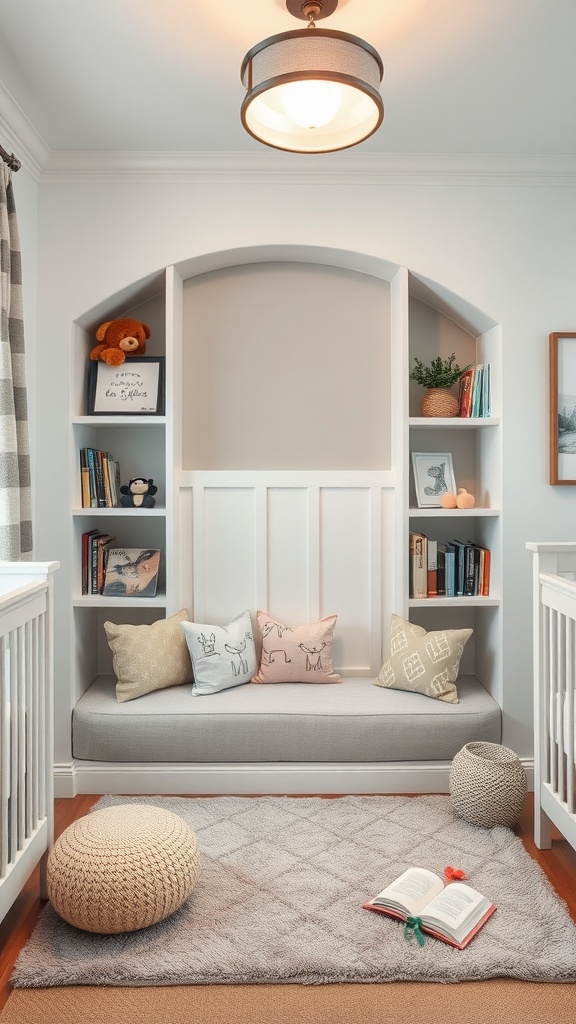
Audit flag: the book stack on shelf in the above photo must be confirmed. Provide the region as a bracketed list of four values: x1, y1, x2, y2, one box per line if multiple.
[409, 532, 491, 598]
[80, 447, 121, 508]
[458, 364, 491, 418]
[81, 529, 116, 595]
[81, 538, 161, 598]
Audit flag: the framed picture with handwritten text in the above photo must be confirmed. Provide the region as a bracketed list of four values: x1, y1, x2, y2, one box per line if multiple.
[87, 357, 165, 415]
[550, 333, 576, 484]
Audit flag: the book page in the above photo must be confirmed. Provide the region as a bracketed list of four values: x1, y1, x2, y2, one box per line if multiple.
[372, 868, 444, 916]
[420, 882, 490, 934]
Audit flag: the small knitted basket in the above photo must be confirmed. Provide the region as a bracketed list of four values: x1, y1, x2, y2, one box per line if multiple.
[47, 804, 201, 933]
[420, 388, 459, 417]
[450, 741, 527, 828]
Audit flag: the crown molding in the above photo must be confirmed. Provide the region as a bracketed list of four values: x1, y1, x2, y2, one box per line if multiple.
[0, 81, 50, 180]
[0, 75, 574, 188]
[40, 150, 576, 186]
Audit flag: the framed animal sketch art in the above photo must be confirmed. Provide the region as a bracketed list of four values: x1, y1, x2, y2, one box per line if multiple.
[411, 452, 456, 508]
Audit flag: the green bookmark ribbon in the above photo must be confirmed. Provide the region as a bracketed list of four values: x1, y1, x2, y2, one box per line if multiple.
[404, 916, 426, 946]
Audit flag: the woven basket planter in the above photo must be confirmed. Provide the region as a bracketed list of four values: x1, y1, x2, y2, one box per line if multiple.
[449, 741, 527, 828]
[420, 388, 459, 417]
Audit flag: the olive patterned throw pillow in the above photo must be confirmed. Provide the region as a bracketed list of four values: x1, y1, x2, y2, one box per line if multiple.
[374, 613, 472, 704]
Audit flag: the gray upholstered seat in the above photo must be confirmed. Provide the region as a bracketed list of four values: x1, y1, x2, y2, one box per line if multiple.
[72, 675, 501, 763]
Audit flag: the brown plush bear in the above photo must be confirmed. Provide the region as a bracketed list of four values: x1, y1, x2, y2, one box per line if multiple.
[90, 318, 150, 367]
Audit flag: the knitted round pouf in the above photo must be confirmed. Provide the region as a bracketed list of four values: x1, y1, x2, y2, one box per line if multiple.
[450, 742, 527, 828]
[47, 804, 200, 933]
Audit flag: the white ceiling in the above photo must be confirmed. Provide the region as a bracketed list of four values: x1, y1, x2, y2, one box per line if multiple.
[0, 0, 574, 156]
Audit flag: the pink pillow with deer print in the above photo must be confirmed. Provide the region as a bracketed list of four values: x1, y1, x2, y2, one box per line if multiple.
[251, 611, 341, 684]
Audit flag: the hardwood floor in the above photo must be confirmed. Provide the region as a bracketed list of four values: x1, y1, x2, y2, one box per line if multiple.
[1, 792, 575, 1012]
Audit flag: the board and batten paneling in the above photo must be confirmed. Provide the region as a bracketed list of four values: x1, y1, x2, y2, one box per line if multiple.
[177, 471, 397, 677]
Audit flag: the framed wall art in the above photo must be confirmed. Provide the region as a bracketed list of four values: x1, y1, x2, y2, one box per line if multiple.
[87, 357, 165, 416]
[550, 333, 576, 484]
[411, 452, 456, 508]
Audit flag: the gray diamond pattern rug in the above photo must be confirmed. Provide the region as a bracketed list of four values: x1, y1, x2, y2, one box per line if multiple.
[12, 795, 576, 987]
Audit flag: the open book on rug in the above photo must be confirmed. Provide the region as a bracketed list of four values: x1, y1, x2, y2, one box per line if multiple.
[363, 866, 496, 949]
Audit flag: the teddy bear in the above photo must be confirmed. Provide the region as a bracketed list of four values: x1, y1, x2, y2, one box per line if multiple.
[90, 318, 150, 367]
[119, 478, 157, 508]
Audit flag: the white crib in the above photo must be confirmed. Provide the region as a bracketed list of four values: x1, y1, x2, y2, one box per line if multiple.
[0, 562, 58, 923]
[528, 542, 576, 853]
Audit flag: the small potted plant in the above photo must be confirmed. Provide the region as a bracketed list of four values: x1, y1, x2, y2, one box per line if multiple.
[409, 353, 471, 417]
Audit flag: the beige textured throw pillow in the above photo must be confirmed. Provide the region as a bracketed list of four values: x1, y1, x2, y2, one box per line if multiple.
[374, 613, 472, 704]
[104, 610, 193, 703]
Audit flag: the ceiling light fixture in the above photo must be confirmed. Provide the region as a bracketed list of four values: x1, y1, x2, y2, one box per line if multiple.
[240, 0, 384, 154]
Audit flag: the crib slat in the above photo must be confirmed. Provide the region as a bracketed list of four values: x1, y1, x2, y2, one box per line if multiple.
[9, 631, 18, 864]
[31, 616, 39, 827]
[567, 616, 575, 814]
[37, 613, 46, 822]
[24, 619, 32, 838]
[0, 636, 8, 878]
[557, 610, 566, 803]
[548, 607, 558, 794]
[17, 625, 27, 853]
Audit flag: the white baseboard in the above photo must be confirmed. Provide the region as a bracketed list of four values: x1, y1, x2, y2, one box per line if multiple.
[53, 759, 534, 798]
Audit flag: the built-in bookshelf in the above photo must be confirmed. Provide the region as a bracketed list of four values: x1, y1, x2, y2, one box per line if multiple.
[405, 272, 502, 704]
[63, 257, 503, 792]
[71, 277, 170, 629]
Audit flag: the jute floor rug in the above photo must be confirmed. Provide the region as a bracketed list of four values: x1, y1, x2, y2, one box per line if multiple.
[3, 979, 576, 1024]
[11, 795, 576, 990]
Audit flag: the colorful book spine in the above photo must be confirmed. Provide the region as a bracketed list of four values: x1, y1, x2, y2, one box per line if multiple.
[464, 543, 476, 596]
[437, 545, 446, 596]
[81, 529, 99, 594]
[458, 363, 492, 418]
[427, 539, 438, 596]
[79, 449, 90, 508]
[479, 366, 487, 417]
[409, 532, 428, 599]
[444, 543, 456, 597]
[85, 448, 98, 507]
[451, 540, 467, 597]
[458, 369, 474, 417]
[471, 365, 483, 418]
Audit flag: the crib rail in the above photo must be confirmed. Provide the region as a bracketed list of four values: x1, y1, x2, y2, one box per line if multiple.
[529, 542, 576, 852]
[0, 562, 58, 923]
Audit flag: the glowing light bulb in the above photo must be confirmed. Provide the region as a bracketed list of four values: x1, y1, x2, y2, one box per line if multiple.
[281, 80, 341, 129]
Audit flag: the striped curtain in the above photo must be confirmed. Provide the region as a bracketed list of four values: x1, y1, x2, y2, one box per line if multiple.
[0, 163, 32, 559]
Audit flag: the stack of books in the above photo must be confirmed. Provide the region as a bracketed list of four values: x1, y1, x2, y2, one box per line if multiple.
[80, 448, 121, 508]
[81, 529, 116, 594]
[458, 364, 491, 418]
[409, 532, 491, 598]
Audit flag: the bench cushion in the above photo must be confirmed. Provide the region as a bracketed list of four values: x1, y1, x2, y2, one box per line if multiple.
[72, 675, 501, 763]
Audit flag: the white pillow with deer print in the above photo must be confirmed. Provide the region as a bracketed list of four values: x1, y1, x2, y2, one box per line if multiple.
[180, 610, 257, 695]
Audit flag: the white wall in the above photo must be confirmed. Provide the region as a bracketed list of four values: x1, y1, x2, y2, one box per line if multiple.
[30, 173, 576, 761]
